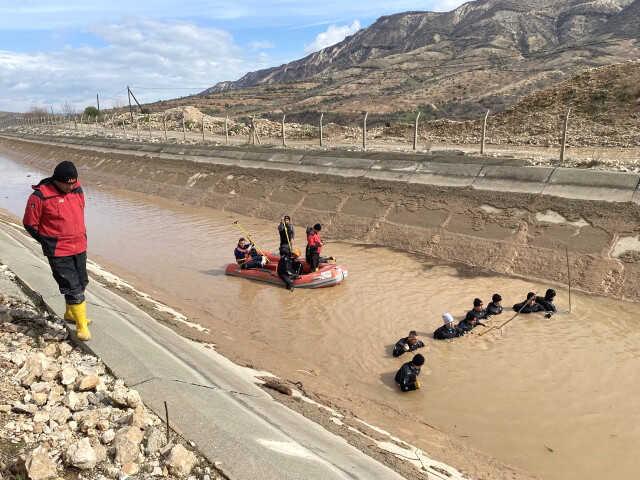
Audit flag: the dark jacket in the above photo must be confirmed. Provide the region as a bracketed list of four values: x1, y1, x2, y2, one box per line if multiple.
[433, 324, 465, 340]
[277, 255, 301, 278]
[512, 301, 544, 314]
[457, 317, 484, 333]
[466, 308, 487, 321]
[23, 178, 86, 257]
[394, 362, 421, 392]
[392, 338, 425, 357]
[535, 296, 557, 313]
[486, 302, 503, 316]
[278, 223, 295, 246]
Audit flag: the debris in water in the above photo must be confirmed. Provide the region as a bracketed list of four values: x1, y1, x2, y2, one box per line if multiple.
[545, 445, 555, 453]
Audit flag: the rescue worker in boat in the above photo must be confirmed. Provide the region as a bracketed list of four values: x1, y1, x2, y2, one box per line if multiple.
[536, 289, 557, 313]
[23, 161, 92, 341]
[485, 293, 504, 317]
[392, 330, 425, 357]
[395, 354, 425, 392]
[234, 238, 267, 269]
[433, 313, 465, 340]
[306, 223, 324, 272]
[277, 245, 302, 291]
[513, 292, 545, 313]
[278, 215, 295, 248]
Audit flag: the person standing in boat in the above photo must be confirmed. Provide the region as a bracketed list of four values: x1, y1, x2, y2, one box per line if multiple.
[306, 223, 324, 272]
[278, 215, 295, 248]
[234, 238, 266, 269]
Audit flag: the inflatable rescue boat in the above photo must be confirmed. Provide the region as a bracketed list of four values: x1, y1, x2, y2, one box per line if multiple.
[225, 253, 347, 289]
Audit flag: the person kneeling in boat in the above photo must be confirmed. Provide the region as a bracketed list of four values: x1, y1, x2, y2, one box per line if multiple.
[392, 330, 425, 357]
[234, 238, 266, 269]
[485, 293, 503, 317]
[433, 313, 465, 340]
[277, 246, 302, 291]
[513, 292, 545, 314]
[395, 354, 425, 392]
[536, 289, 557, 313]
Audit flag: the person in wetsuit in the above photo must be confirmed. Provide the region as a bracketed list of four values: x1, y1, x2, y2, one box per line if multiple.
[392, 331, 425, 357]
[395, 354, 425, 392]
[458, 300, 488, 332]
[277, 245, 302, 291]
[536, 289, 557, 313]
[433, 313, 465, 340]
[234, 238, 266, 269]
[278, 215, 295, 248]
[486, 293, 504, 317]
[513, 292, 545, 313]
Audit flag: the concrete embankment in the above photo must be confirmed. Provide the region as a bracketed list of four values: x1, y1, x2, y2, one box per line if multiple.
[2, 134, 640, 301]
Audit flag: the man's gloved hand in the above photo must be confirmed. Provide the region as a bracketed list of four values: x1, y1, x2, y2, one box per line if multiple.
[415, 380, 421, 389]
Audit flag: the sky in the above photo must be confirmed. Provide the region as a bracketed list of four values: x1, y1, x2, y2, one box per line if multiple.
[0, 1, 466, 112]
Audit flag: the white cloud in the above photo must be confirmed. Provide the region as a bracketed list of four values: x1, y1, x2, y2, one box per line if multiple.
[248, 40, 275, 50]
[0, 19, 270, 112]
[304, 20, 361, 54]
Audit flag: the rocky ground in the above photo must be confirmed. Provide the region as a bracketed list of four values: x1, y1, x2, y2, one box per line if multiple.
[0, 263, 223, 480]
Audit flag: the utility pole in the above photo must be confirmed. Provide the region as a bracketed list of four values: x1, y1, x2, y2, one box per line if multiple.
[127, 86, 133, 121]
[96, 93, 100, 115]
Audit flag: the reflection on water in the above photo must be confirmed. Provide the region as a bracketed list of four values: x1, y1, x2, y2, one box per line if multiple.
[2, 154, 640, 480]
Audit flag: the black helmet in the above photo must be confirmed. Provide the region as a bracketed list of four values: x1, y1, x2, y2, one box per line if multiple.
[313, 223, 322, 231]
[412, 354, 425, 366]
[545, 288, 556, 300]
[492, 293, 502, 303]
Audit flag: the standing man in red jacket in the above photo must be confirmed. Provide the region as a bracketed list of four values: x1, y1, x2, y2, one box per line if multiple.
[306, 223, 324, 272]
[23, 161, 91, 341]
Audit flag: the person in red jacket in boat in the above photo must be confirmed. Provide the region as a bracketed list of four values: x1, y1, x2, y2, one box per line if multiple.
[305, 223, 324, 272]
[234, 238, 267, 269]
[23, 161, 91, 341]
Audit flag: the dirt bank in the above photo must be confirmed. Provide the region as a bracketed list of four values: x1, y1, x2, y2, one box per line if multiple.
[2, 136, 639, 302]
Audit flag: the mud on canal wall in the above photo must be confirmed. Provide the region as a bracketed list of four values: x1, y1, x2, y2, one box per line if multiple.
[3, 135, 640, 301]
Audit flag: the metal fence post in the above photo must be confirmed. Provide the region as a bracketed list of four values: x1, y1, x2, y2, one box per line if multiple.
[362, 111, 368, 151]
[281, 114, 286, 147]
[319, 112, 324, 147]
[413, 111, 421, 151]
[481, 109, 490, 155]
[560, 108, 571, 165]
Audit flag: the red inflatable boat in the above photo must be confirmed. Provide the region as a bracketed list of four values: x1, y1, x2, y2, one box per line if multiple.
[225, 253, 347, 289]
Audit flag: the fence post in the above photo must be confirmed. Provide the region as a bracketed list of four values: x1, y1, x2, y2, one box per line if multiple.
[201, 115, 205, 143]
[182, 115, 186, 142]
[281, 114, 286, 147]
[413, 111, 421, 151]
[362, 111, 368, 151]
[481, 109, 490, 155]
[560, 108, 571, 165]
[148, 115, 152, 139]
[319, 112, 324, 147]
[225, 116, 229, 145]
[162, 115, 167, 142]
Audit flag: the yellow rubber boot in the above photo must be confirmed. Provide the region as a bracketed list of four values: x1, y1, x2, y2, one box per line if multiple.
[69, 301, 92, 341]
[64, 303, 91, 324]
[64, 304, 75, 322]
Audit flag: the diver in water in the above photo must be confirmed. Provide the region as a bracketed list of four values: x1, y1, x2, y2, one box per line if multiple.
[513, 292, 545, 314]
[433, 313, 465, 340]
[486, 293, 504, 317]
[394, 354, 425, 392]
[536, 289, 557, 313]
[392, 331, 425, 357]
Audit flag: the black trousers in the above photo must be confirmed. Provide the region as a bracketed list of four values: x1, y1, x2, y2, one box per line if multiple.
[48, 252, 89, 304]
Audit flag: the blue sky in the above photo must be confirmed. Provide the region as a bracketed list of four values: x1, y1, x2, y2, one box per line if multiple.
[0, 1, 466, 112]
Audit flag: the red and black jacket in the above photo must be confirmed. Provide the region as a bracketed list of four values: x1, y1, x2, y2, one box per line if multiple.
[23, 178, 87, 258]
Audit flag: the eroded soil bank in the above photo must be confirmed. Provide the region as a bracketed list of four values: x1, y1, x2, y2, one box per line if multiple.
[3, 143, 640, 480]
[2, 137, 640, 301]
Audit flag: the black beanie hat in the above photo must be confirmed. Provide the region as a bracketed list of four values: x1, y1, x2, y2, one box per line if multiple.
[52, 161, 78, 183]
[473, 298, 483, 307]
[545, 288, 556, 299]
[492, 293, 502, 303]
[313, 223, 322, 231]
[412, 354, 425, 366]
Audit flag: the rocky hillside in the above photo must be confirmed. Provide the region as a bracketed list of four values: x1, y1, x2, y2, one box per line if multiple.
[188, 0, 640, 120]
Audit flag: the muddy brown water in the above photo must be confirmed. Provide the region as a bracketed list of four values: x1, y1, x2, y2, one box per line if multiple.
[2, 154, 639, 480]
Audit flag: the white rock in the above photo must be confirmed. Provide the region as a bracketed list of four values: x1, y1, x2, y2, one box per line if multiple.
[125, 389, 142, 408]
[164, 444, 197, 478]
[49, 406, 71, 424]
[76, 374, 99, 392]
[60, 366, 78, 386]
[65, 437, 97, 470]
[25, 445, 57, 480]
[16, 352, 49, 386]
[64, 391, 88, 412]
[113, 426, 144, 464]
[101, 429, 116, 444]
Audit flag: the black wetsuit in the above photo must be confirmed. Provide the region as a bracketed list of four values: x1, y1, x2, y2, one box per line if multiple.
[278, 223, 295, 247]
[277, 254, 301, 290]
[457, 316, 485, 333]
[486, 302, 503, 317]
[392, 338, 425, 357]
[394, 362, 421, 392]
[535, 296, 557, 313]
[466, 308, 487, 321]
[433, 324, 465, 340]
[512, 301, 545, 313]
